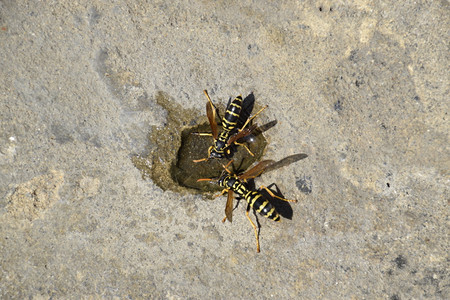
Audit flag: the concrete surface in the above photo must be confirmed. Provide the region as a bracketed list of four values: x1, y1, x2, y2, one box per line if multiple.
[1, 0, 448, 298]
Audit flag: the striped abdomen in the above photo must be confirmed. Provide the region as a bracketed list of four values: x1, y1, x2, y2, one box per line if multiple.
[218, 175, 281, 222]
[221, 96, 243, 132]
[245, 190, 281, 222]
[210, 96, 243, 156]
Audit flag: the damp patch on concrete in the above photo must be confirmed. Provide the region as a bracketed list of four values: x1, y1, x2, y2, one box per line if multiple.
[132, 91, 269, 193]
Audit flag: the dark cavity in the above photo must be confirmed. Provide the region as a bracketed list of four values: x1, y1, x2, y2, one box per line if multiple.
[132, 91, 268, 194]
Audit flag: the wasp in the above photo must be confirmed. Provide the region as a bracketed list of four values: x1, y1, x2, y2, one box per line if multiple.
[193, 90, 267, 163]
[198, 155, 306, 252]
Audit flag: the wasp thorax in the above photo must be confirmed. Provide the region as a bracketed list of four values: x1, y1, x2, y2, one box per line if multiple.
[218, 174, 233, 188]
[213, 139, 227, 152]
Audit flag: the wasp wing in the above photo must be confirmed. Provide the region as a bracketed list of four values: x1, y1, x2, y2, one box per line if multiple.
[204, 90, 218, 139]
[225, 189, 234, 222]
[238, 154, 308, 180]
[264, 153, 308, 173]
[239, 160, 276, 180]
[227, 124, 257, 146]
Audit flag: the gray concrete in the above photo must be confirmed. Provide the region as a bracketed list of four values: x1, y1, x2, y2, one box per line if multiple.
[1, 1, 448, 298]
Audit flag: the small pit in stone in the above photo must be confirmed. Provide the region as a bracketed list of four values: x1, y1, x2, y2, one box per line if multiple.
[132, 91, 269, 194]
[171, 123, 267, 192]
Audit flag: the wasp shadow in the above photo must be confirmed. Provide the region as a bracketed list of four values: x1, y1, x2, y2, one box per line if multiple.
[262, 183, 295, 219]
[238, 92, 256, 129]
[239, 93, 278, 137]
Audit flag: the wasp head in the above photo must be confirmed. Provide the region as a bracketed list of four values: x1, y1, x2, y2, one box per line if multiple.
[208, 145, 225, 159]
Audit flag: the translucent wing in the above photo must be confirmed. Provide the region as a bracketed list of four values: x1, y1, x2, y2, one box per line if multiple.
[227, 124, 258, 146]
[239, 160, 276, 180]
[225, 189, 234, 222]
[264, 154, 308, 173]
[204, 90, 218, 139]
[239, 154, 308, 180]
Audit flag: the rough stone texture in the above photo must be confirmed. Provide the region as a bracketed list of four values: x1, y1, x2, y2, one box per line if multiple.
[0, 1, 448, 298]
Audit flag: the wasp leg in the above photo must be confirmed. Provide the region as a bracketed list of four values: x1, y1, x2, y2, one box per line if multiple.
[259, 185, 298, 203]
[246, 204, 260, 253]
[193, 146, 213, 163]
[240, 105, 268, 131]
[192, 132, 214, 137]
[193, 157, 209, 163]
[221, 160, 234, 174]
[234, 142, 255, 156]
[213, 188, 228, 199]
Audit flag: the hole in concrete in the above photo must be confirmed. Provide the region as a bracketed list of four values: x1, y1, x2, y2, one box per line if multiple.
[132, 91, 268, 194]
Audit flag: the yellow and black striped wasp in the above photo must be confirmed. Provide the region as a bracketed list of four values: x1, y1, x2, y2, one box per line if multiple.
[193, 90, 267, 163]
[198, 154, 307, 252]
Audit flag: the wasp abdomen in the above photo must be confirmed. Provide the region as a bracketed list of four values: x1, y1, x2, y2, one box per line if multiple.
[246, 191, 281, 222]
[222, 96, 243, 132]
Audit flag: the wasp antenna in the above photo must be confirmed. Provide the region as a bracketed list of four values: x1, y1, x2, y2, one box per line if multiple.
[197, 178, 214, 182]
[193, 158, 209, 163]
[222, 159, 234, 169]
